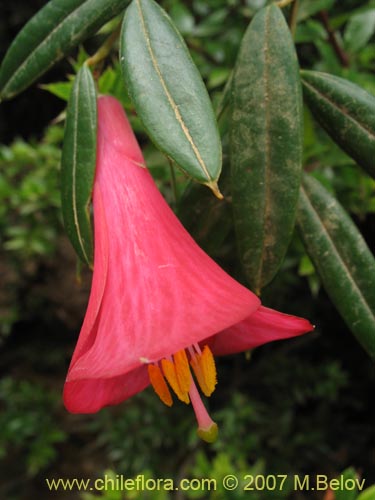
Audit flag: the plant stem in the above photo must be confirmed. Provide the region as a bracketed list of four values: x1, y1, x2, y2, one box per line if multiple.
[167, 157, 178, 205]
[288, 0, 299, 37]
[276, 0, 295, 8]
[318, 10, 349, 67]
[86, 23, 122, 68]
[216, 70, 233, 122]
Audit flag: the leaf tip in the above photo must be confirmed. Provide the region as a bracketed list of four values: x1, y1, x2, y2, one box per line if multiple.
[207, 181, 224, 200]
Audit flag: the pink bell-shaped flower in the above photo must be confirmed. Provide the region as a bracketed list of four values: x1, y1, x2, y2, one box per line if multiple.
[63, 96, 313, 442]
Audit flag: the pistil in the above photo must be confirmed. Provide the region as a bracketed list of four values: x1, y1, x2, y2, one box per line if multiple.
[189, 377, 218, 443]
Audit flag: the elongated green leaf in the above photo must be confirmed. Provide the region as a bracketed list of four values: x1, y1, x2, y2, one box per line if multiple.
[40, 81, 74, 101]
[297, 174, 375, 359]
[230, 5, 303, 294]
[297, 0, 335, 22]
[301, 71, 375, 178]
[344, 9, 375, 53]
[61, 65, 97, 267]
[120, 0, 222, 196]
[0, 0, 129, 100]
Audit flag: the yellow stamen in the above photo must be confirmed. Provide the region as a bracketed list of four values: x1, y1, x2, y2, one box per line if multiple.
[190, 345, 217, 397]
[148, 364, 173, 407]
[161, 358, 190, 404]
[173, 349, 191, 394]
[148, 345, 219, 443]
[200, 346, 217, 394]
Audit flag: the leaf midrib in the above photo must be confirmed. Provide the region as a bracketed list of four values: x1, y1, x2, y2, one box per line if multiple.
[3, 1, 88, 95]
[254, 8, 272, 292]
[71, 73, 90, 264]
[135, 0, 211, 182]
[300, 185, 375, 323]
[302, 78, 375, 140]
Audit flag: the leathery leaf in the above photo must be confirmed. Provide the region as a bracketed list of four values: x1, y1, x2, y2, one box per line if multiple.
[61, 65, 97, 267]
[301, 70, 375, 178]
[121, 0, 222, 196]
[0, 0, 129, 99]
[231, 5, 303, 293]
[297, 174, 375, 359]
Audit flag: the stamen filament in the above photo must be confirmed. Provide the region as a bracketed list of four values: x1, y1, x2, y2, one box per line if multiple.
[193, 343, 202, 355]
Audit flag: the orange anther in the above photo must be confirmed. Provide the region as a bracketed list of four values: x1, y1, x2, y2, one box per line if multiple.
[161, 358, 190, 404]
[173, 349, 191, 394]
[148, 364, 173, 407]
[190, 345, 217, 397]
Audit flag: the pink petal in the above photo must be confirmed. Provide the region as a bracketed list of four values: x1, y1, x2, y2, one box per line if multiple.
[64, 366, 149, 414]
[64, 96, 260, 412]
[209, 306, 314, 356]
[67, 184, 109, 367]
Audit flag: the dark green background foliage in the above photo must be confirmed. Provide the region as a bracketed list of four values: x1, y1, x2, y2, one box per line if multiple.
[0, 1, 374, 499]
